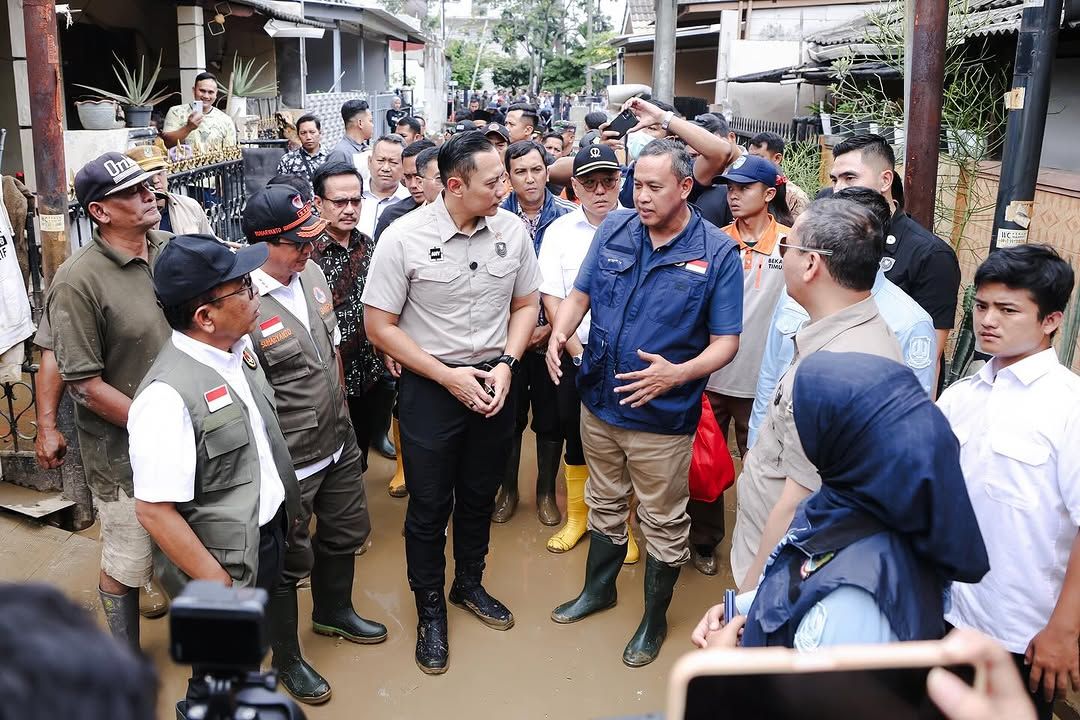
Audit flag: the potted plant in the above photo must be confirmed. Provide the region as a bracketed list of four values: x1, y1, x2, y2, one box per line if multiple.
[75, 99, 120, 130]
[74, 52, 176, 128]
[222, 53, 278, 119]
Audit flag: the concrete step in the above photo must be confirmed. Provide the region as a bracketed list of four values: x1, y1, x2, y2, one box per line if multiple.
[0, 480, 75, 519]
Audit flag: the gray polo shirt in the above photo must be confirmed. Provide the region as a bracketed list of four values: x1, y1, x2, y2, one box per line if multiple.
[729, 296, 902, 583]
[362, 192, 541, 365]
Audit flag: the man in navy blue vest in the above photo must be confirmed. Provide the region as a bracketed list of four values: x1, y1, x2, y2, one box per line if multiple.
[545, 138, 744, 667]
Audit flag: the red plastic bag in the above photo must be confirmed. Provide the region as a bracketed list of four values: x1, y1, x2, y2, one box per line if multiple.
[688, 395, 735, 503]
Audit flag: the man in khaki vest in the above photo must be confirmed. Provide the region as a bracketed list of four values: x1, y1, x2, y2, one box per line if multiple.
[128, 234, 300, 597]
[241, 185, 386, 705]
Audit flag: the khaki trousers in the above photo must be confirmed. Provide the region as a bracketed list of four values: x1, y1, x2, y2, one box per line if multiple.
[580, 405, 693, 566]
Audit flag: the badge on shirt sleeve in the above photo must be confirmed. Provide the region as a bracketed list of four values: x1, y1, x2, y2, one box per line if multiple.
[495, 241, 507, 257]
[906, 336, 934, 370]
[242, 348, 258, 369]
[800, 551, 835, 580]
[204, 385, 233, 413]
[880, 256, 896, 272]
[313, 286, 327, 304]
[260, 316, 285, 337]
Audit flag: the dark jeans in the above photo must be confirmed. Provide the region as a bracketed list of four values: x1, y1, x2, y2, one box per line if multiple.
[512, 352, 561, 443]
[556, 353, 585, 465]
[1012, 652, 1055, 720]
[398, 369, 516, 591]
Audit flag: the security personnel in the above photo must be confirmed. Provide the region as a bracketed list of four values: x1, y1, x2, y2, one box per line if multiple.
[128, 234, 300, 597]
[546, 138, 744, 667]
[243, 186, 387, 704]
[363, 130, 542, 675]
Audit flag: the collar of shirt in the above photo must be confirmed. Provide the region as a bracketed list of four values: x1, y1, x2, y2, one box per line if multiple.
[92, 228, 167, 268]
[977, 346, 1060, 388]
[169, 329, 251, 375]
[633, 204, 702, 256]
[363, 184, 410, 203]
[569, 206, 599, 231]
[794, 295, 880, 357]
[315, 228, 364, 254]
[431, 192, 489, 243]
[723, 215, 783, 255]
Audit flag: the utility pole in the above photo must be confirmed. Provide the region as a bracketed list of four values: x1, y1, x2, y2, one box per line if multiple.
[902, 0, 947, 230]
[652, 0, 677, 103]
[989, 0, 1064, 250]
[22, 0, 69, 287]
[585, 0, 594, 95]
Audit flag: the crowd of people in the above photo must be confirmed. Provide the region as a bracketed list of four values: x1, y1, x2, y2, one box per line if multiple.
[27, 74, 1079, 719]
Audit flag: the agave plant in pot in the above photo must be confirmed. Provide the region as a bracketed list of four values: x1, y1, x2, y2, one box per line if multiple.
[221, 52, 279, 119]
[75, 52, 177, 128]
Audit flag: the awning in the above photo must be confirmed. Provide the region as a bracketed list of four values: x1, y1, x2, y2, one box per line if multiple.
[611, 24, 720, 52]
[728, 60, 902, 85]
[304, 0, 428, 43]
[229, 0, 333, 29]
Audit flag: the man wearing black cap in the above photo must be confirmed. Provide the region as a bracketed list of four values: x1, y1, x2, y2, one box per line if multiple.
[242, 185, 387, 704]
[482, 122, 510, 160]
[128, 234, 299, 597]
[42, 151, 171, 651]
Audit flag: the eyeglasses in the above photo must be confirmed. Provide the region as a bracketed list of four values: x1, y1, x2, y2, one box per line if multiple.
[324, 196, 362, 209]
[776, 241, 834, 258]
[578, 177, 620, 192]
[112, 181, 156, 198]
[204, 275, 254, 304]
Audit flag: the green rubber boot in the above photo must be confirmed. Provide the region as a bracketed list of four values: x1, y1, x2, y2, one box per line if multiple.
[551, 531, 627, 623]
[622, 554, 681, 667]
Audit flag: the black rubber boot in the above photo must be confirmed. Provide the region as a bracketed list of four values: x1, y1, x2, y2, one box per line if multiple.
[551, 531, 628, 624]
[535, 438, 563, 526]
[414, 590, 449, 675]
[690, 544, 718, 576]
[370, 379, 397, 459]
[622, 554, 681, 667]
[99, 588, 140, 652]
[268, 583, 331, 704]
[448, 561, 514, 630]
[492, 433, 522, 523]
[311, 551, 388, 644]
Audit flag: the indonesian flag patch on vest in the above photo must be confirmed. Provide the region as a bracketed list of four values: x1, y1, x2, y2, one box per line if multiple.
[204, 385, 233, 413]
[260, 316, 285, 337]
[685, 259, 708, 275]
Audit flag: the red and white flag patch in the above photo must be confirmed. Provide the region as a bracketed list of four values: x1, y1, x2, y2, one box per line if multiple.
[259, 316, 285, 337]
[204, 385, 232, 413]
[685, 259, 708, 275]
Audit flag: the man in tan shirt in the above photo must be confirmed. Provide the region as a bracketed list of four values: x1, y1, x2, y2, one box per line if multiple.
[730, 197, 903, 590]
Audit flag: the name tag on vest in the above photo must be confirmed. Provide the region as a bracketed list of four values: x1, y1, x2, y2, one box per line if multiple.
[204, 385, 233, 413]
[260, 316, 285, 337]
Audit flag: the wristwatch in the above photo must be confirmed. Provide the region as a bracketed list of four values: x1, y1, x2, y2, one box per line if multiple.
[572, 354, 583, 367]
[495, 354, 521, 375]
[660, 110, 674, 131]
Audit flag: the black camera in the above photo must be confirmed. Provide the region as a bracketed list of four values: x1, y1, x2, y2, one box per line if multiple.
[171, 581, 305, 720]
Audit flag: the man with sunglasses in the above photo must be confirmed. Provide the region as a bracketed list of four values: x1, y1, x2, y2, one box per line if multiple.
[41, 152, 172, 650]
[729, 197, 905, 592]
[242, 186, 387, 705]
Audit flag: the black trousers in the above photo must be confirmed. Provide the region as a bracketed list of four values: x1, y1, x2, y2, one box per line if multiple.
[347, 384, 379, 473]
[255, 505, 287, 594]
[1012, 652, 1055, 720]
[398, 369, 516, 591]
[555, 354, 585, 465]
[512, 352, 561, 442]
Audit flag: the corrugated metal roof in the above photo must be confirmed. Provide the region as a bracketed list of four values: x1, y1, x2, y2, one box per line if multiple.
[806, 0, 1033, 47]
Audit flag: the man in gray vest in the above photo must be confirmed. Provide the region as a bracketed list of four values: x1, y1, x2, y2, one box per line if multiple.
[128, 234, 300, 597]
[242, 185, 386, 705]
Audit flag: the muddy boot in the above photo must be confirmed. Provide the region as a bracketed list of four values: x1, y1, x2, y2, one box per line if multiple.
[624, 526, 640, 565]
[535, 438, 562, 526]
[268, 583, 331, 704]
[371, 380, 396, 459]
[551, 532, 627, 624]
[547, 463, 588, 553]
[492, 433, 522, 523]
[388, 418, 407, 498]
[99, 588, 140, 652]
[415, 590, 449, 675]
[139, 578, 169, 619]
[690, 544, 717, 576]
[448, 561, 514, 630]
[311, 551, 388, 644]
[622, 554, 681, 667]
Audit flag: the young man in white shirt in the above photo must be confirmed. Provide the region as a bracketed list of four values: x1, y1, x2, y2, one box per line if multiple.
[938, 244, 1080, 720]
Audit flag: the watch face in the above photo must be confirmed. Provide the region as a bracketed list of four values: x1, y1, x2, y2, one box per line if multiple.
[572, 355, 583, 366]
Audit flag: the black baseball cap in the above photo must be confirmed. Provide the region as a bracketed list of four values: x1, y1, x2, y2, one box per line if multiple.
[154, 234, 269, 307]
[470, 109, 493, 123]
[483, 122, 510, 142]
[719, 154, 780, 187]
[573, 144, 621, 177]
[74, 152, 158, 209]
[242, 185, 328, 244]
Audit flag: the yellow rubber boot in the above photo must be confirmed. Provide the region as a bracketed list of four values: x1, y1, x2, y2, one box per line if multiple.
[547, 464, 588, 553]
[388, 418, 407, 498]
[624, 524, 640, 565]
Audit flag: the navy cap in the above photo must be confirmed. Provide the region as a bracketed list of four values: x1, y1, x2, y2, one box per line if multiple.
[154, 234, 269, 307]
[691, 113, 724, 134]
[242, 185, 327, 244]
[719, 154, 780, 187]
[482, 122, 510, 142]
[573, 144, 620, 177]
[74, 152, 158, 209]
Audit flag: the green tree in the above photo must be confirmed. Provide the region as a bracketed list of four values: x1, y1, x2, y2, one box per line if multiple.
[492, 0, 578, 93]
[492, 56, 530, 89]
[446, 39, 500, 88]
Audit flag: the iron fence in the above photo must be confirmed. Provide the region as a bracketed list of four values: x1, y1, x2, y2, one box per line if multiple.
[730, 115, 822, 145]
[1, 210, 43, 455]
[165, 159, 246, 243]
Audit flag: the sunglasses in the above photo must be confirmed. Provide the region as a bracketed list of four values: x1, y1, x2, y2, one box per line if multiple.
[776, 241, 834, 258]
[324, 196, 362, 209]
[578, 176, 620, 192]
[204, 275, 254, 304]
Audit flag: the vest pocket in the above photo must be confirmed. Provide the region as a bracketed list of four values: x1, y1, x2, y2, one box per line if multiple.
[261, 333, 308, 384]
[278, 407, 321, 465]
[648, 268, 707, 328]
[201, 416, 253, 493]
[190, 520, 248, 581]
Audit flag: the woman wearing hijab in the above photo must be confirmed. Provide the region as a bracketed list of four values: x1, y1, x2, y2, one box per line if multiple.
[693, 351, 990, 649]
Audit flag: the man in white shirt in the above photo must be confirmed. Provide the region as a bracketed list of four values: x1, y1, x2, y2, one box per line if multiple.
[538, 144, 639, 564]
[129, 234, 299, 597]
[357, 134, 410, 239]
[938, 244, 1080, 720]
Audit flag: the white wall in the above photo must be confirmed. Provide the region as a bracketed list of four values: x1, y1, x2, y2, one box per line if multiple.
[725, 39, 802, 122]
[745, 5, 871, 41]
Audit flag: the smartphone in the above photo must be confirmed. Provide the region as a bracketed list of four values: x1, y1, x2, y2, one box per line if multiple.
[606, 109, 638, 139]
[668, 642, 983, 720]
[723, 589, 736, 625]
[191, 100, 203, 114]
